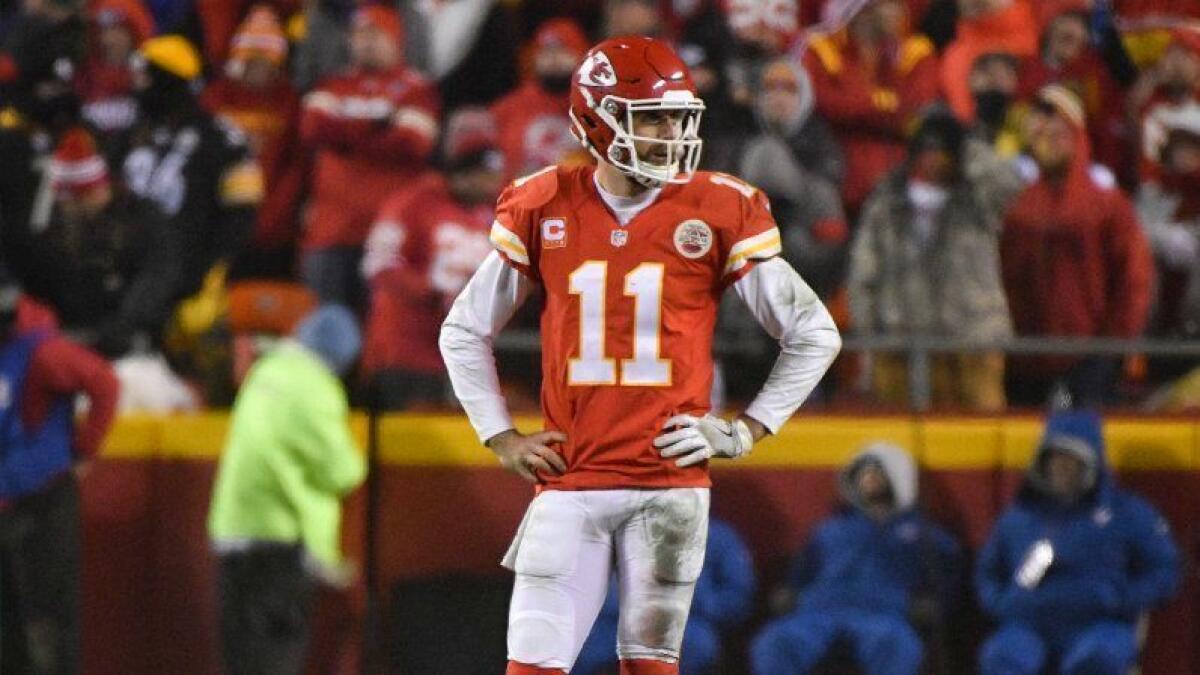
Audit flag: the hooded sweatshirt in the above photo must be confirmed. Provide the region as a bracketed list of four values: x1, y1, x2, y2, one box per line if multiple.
[787, 443, 960, 616]
[737, 60, 848, 299]
[975, 410, 1180, 636]
[1018, 2, 1128, 176]
[1001, 90, 1153, 375]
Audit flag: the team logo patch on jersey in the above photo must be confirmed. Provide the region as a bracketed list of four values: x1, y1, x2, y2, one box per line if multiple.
[673, 219, 713, 259]
[579, 51, 617, 87]
[542, 218, 567, 249]
[611, 229, 629, 247]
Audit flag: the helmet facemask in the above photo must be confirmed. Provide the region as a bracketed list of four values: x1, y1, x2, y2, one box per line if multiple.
[573, 89, 705, 188]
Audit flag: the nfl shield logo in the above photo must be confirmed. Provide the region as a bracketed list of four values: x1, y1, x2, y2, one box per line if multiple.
[611, 229, 629, 247]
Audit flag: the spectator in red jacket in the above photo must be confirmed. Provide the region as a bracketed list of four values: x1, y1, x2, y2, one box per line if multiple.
[942, 0, 1038, 122]
[1001, 86, 1153, 406]
[803, 0, 940, 217]
[1139, 26, 1200, 183]
[299, 5, 440, 308]
[202, 4, 306, 278]
[1019, 0, 1131, 178]
[77, 0, 154, 145]
[491, 18, 590, 183]
[0, 271, 119, 674]
[360, 108, 500, 409]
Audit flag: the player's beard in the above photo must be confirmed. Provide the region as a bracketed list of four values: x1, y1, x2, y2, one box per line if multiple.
[641, 143, 675, 172]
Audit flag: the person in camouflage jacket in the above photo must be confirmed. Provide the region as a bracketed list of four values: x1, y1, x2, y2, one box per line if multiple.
[848, 109, 1023, 410]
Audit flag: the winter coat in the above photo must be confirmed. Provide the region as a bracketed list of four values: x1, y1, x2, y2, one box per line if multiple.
[849, 139, 1022, 340]
[691, 518, 757, 628]
[490, 81, 588, 184]
[300, 66, 439, 250]
[118, 105, 262, 299]
[975, 410, 1180, 633]
[804, 30, 941, 214]
[35, 192, 184, 349]
[737, 98, 848, 300]
[788, 444, 961, 617]
[208, 341, 366, 570]
[1001, 119, 1153, 368]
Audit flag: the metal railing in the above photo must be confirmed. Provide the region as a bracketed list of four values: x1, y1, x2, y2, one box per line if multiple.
[493, 330, 1200, 411]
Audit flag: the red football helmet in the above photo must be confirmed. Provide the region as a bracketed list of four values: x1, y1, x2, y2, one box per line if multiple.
[569, 36, 705, 187]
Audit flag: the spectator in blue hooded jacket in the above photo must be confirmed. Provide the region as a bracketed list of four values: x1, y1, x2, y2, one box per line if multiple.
[977, 409, 1181, 675]
[750, 442, 961, 675]
[572, 517, 756, 675]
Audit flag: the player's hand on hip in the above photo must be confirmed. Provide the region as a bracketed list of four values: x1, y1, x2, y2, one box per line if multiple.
[654, 414, 754, 467]
[486, 429, 568, 483]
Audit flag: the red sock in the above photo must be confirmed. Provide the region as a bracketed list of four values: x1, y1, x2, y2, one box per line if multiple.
[619, 658, 678, 675]
[506, 661, 566, 675]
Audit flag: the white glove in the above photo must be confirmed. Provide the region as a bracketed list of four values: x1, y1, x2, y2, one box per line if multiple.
[653, 414, 754, 467]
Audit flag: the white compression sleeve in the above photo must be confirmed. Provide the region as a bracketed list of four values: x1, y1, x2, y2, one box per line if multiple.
[733, 257, 842, 433]
[439, 251, 536, 443]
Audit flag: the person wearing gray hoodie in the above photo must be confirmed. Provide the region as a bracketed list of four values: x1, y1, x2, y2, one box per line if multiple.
[750, 442, 961, 675]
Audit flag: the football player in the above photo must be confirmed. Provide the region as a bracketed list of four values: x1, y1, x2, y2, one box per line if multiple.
[439, 36, 841, 675]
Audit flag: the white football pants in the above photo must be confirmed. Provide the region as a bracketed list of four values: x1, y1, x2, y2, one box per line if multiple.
[501, 488, 710, 671]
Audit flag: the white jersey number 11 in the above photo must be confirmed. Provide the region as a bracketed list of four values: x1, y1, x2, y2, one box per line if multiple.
[568, 261, 671, 387]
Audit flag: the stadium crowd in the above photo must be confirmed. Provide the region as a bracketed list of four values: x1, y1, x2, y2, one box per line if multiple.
[0, 2, 1196, 673]
[0, 0, 1199, 413]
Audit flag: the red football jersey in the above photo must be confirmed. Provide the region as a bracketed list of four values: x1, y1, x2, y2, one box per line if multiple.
[491, 165, 782, 490]
[363, 175, 493, 375]
[300, 67, 440, 250]
[491, 82, 590, 183]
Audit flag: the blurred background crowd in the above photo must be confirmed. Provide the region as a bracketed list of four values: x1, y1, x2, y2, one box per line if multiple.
[1, 0, 1199, 415]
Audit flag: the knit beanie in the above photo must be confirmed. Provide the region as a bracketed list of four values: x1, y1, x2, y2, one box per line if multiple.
[295, 305, 362, 376]
[227, 5, 288, 72]
[50, 127, 109, 197]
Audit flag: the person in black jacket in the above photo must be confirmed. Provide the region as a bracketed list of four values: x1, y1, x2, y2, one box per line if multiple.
[118, 34, 262, 302]
[0, 11, 85, 292]
[37, 127, 184, 357]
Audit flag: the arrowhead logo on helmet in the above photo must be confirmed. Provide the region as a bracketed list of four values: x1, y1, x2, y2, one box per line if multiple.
[579, 51, 617, 87]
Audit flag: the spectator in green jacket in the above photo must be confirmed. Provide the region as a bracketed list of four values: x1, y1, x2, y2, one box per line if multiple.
[208, 304, 366, 675]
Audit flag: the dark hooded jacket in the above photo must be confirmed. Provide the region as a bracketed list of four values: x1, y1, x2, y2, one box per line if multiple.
[975, 410, 1180, 633]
